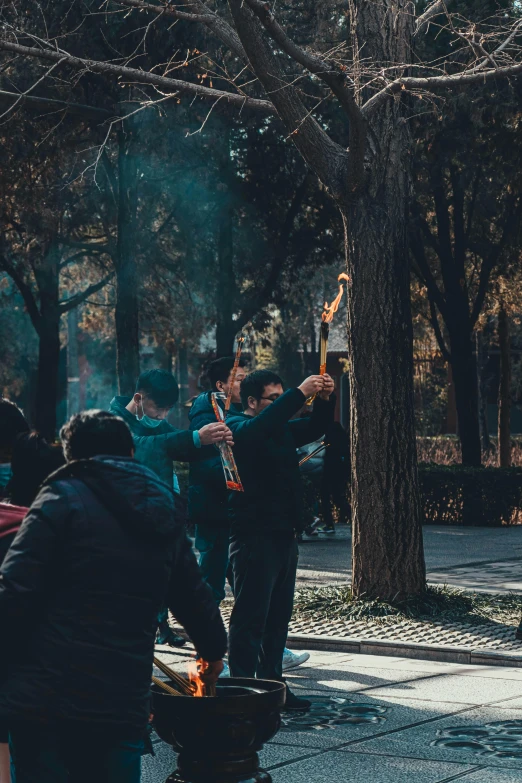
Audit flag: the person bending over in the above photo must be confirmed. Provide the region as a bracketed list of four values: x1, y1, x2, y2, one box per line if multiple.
[226, 370, 335, 710]
[0, 411, 226, 783]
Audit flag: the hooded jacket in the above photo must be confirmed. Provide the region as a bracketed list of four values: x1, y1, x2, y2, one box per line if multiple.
[188, 392, 241, 527]
[108, 396, 200, 486]
[0, 457, 227, 735]
[227, 389, 335, 534]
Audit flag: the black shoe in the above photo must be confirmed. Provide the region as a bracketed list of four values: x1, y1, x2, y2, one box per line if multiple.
[516, 627, 522, 641]
[283, 685, 311, 712]
[156, 624, 186, 647]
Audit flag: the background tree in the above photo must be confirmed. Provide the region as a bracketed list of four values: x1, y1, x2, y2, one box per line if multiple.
[1, 0, 522, 598]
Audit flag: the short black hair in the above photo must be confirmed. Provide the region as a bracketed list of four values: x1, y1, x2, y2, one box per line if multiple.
[0, 398, 30, 450]
[135, 369, 179, 408]
[208, 357, 246, 391]
[60, 410, 134, 462]
[240, 370, 283, 409]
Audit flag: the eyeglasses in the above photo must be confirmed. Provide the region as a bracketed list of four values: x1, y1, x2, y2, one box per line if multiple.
[260, 395, 281, 402]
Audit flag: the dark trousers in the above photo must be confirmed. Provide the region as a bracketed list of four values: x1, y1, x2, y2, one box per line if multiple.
[9, 724, 144, 783]
[195, 524, 231, 604]
[228, 532, 298, 680]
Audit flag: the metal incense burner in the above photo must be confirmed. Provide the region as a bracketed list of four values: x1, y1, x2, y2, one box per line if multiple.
[152, 678, 286, 783]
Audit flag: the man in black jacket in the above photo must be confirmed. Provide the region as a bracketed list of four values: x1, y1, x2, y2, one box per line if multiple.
[0, 411, 227, 783]
[227, 370, 335, 710]
[188, 356, 246, 604]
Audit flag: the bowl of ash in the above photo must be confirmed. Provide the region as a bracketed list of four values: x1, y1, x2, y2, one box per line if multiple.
[151, 677, 286, 783]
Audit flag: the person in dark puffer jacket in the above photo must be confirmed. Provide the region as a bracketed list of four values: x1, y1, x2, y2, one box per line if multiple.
[0, 410, 227, 783]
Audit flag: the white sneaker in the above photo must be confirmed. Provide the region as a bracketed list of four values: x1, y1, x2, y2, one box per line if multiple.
[282, 648, 310, 671]
[219, 660, 230, 678]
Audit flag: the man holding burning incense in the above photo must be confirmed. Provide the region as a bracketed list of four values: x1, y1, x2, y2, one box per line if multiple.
[226, 370, 335, 710]
[0, 410, 226, 783]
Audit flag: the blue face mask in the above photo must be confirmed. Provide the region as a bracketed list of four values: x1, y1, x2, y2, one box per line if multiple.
[0, 462, 12, 487]
[136, 399, 164, 429]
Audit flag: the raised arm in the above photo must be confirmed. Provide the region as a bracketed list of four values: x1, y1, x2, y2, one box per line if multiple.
[290, 394, 336, 448]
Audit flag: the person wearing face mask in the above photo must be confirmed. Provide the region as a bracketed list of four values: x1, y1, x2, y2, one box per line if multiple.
[109, 369, 233, 646]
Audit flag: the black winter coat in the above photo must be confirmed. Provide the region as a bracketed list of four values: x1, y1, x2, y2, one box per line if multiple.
[0, 456, 227, 735]
[227, 390, 335, 534]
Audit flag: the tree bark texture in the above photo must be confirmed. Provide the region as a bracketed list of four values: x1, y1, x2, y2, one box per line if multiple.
[115, 129, 140, 395]
[475, 330, 491, 452]
[448, 330, 481, 466]
[33, 249, 61, 441]
[498, 305, 512, 467]
[346, 1, 426, 600]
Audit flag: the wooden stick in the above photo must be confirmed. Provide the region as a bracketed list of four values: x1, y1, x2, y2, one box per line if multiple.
[152, 676, 183, 696]
[153, 656, 194, 696]
[224, 334, 245, 415]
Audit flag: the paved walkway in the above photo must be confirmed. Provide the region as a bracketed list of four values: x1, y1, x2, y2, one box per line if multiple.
[143, 648, 522, 782]
[294, 526, 522, 594]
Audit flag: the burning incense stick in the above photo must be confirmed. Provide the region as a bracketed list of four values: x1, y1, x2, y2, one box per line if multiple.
[307, 272, 349, 405]
[188, 658, 217, 698]
[298, 441, 328, 467]
[153, 656, 194, 696]
[152, 676, 182, 696]
[211, 392, 244, 492]
[224, 334, 245, 415]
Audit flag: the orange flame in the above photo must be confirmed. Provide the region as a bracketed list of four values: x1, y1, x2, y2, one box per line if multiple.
[322, 273, 350, 323]
[188, 658, 213, 697]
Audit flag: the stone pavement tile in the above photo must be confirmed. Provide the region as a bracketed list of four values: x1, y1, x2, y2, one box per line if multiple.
[141, 740, 177, 782]
[344, 706, 522, 770]
[460, 769, 522, 782]
[269, 749, 475, 783]
[270, 694, 461, 750]
[285, 664, 432, 694]
[259, 742, 319, 768]
[368, 672, 522, 704]
[326, 654, 522, 680]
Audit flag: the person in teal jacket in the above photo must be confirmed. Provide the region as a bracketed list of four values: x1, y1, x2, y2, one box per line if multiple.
[109, 369, 233, 646]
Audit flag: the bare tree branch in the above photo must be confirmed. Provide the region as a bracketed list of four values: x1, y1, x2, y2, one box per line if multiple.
[112, 0, 247, 61]
[59, 271, 114, 313]
[362, 61, 522, 117]
[227, 0, 350, 201]
[0, 40, 275, 114]
[415, 1, 445, 36]
[242, 0, 366, 190]
[0, 89, 112, 119]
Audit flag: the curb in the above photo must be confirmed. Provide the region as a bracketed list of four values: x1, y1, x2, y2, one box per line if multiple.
[286, 632, 522, 668]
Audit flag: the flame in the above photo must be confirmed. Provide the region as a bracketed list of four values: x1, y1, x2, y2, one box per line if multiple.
[322, 272, 350, 323]
[187, 658, 213, 697]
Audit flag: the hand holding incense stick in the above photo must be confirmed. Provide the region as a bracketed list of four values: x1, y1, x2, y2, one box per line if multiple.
[211, 392, 244, 492]
[307, 272, 349, 405]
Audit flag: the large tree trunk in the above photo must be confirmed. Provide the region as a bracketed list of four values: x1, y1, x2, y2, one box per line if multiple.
[448, 330, 482, 466]
[346, 1, 425, 601]
[115, 128, 140, 395]
[34, 247, 61, 441]
[35, 321, 61, 442]
[498, 304, 512, 467]
[476, 330, 491, 452]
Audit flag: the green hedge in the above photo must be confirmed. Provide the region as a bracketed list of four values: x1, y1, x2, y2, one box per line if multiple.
[419, 465, 522, 527]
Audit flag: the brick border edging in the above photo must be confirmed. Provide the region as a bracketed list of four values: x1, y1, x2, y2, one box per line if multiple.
[287, 632, 522, 668]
